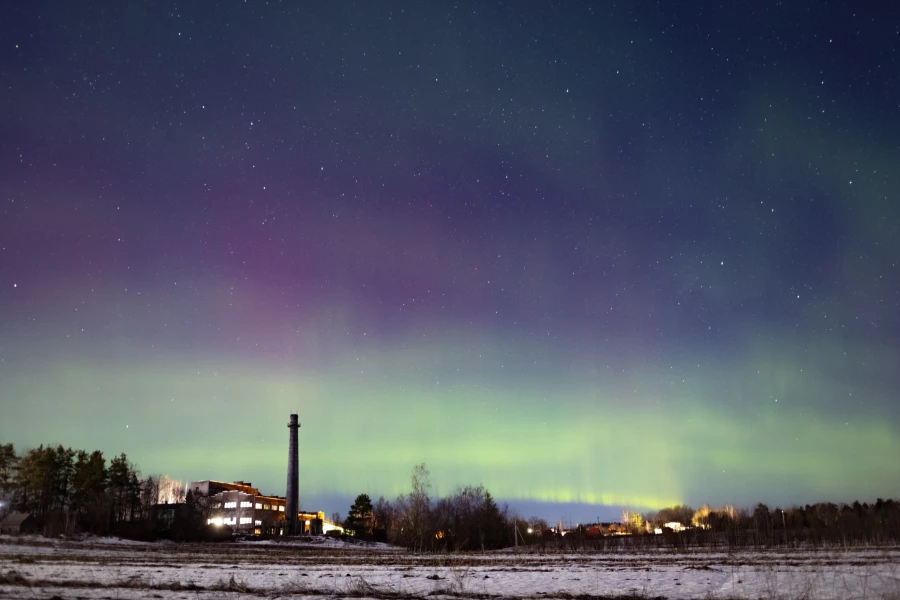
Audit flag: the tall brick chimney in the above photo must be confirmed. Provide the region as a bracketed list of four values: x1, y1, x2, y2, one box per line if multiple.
[285, 414, 300, 535]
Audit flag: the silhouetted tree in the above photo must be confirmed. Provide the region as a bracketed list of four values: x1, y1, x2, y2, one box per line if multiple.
[107, 453, 130, 525]
[72, 450, 107, 532]
[478, 491, 507, 550]
[348, 493, 374, 538]
[753, 503, 772, 545]
[0, 443, 18, 515]
[15, 445, 75, 517]
[139, 476, 160, 521]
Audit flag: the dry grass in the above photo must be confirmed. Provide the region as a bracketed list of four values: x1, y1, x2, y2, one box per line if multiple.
[208, 573, 251, 593]
[0, 569, 28, 585]
[2, 536, 900, 599]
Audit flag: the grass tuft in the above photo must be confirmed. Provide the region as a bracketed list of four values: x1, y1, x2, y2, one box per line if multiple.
[209, 573, 252, 593]
[0, 570, 28, 585]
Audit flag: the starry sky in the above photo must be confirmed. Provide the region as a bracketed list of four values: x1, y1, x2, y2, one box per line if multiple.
[1, 2, 899, 523]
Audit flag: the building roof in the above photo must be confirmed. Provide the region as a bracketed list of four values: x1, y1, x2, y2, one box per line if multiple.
[258, 494, 285, 502]
[0, 511, 33, 527]
[196, 480, 261, 495]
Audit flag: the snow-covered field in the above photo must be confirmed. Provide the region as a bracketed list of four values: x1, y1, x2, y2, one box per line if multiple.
[1, 534, 899, 599]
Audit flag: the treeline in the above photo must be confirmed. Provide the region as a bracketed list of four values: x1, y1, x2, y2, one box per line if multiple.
[0, 443, 183, 536]
[336, 465, 900, 552]
[5, 444, 897, 550]
[341, 464, 536, 551]
[676, 501, 900, 548]
[557, 501, 900, 552]
[346, 466, 900, 552]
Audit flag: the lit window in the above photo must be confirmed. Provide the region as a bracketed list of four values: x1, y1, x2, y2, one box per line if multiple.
[224, 517, 236, 525]
[224, 501, 237, 509]
[279, 506, 285, 512]
[255, 503, 262, 509]
[240, 501, 252, 508]
[263, 504, 271, 510]
[255, 520, 262, 526]
[240, 517, 252, 525]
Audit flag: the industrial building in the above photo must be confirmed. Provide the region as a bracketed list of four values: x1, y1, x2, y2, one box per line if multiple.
[177, 414, 325, 537]
[190, 479, 262, 498]
[189, 479, 324, 535]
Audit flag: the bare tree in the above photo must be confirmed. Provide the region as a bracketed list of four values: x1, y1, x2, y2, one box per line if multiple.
[156, 475, 185, 504]
[373, 495, 394, 533]
[400, 463, 431, 551]
[140, 475, 161, 520]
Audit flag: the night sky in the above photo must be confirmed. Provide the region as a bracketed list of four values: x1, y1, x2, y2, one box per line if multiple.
[2, 2, 899, 523]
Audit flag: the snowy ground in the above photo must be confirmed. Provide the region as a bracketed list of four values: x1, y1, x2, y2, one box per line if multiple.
[1, 534, 899, 599]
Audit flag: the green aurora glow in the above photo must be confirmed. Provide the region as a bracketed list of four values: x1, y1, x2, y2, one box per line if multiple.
[3, 326, 898, 518]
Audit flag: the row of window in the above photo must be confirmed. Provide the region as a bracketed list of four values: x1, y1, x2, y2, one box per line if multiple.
[214, 500, 286, 511]
[207, 518, 265, 526]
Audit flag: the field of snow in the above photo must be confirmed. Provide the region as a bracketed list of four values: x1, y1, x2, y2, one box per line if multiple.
[1, 534, 899, 599]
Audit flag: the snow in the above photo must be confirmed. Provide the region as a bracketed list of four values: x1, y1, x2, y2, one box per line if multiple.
[240, 535, 399, 551]
[1, 535, 898, 599]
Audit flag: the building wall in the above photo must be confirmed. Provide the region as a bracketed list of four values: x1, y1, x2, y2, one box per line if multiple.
[298, 511, 325, 535]
[0, 513, 37, 535]
[206, 490, 286, 535]
[190, 479, 324, 536]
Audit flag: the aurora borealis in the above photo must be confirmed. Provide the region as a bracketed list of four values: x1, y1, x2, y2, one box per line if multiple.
[1, 2, 898, 522]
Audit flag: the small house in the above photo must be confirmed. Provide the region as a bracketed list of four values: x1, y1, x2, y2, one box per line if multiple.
[0, 511, 38, 535]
